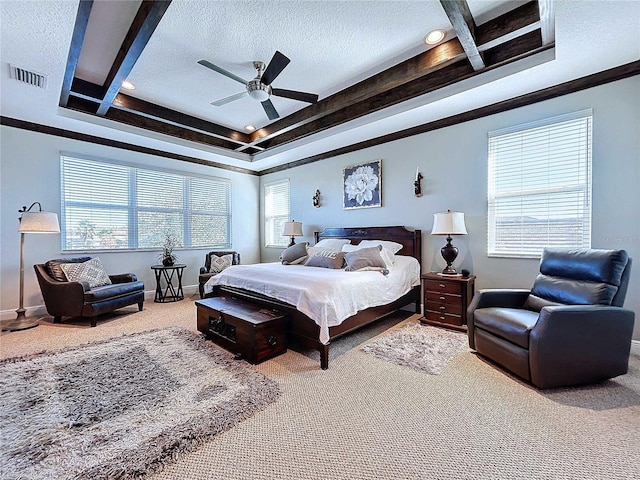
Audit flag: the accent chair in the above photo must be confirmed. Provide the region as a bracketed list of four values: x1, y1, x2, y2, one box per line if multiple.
[467, 248, 634, 389]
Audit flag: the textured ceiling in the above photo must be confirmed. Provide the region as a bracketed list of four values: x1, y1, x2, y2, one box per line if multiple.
[1, 1, 639, 172]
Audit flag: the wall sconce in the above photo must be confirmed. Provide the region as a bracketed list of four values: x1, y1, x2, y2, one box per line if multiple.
[312, 189, 321, 208]
[414, 167, 423, 197]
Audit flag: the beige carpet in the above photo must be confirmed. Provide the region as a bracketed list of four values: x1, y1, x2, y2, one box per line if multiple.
[2, 297, 639, 480]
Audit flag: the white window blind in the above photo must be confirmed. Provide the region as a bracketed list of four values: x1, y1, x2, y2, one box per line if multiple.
[61, 155, 231, 251]
[264, 179, 290, 248]
[487, 110, 592, 258]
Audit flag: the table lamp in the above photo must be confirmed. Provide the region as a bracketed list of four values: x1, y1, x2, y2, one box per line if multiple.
[282, 220, 303, 247]
[431, 210, 467, 275]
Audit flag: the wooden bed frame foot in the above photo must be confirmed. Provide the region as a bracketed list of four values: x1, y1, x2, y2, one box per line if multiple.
[320, 344, 330, 370]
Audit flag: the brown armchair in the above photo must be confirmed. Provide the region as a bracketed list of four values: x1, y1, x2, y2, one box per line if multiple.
[468, 248, 634, 389]
[198, 251, 240, 298]
[34, 257, 145, 327]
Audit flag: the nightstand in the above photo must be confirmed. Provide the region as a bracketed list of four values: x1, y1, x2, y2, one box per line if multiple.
[420, 273, 476, 331]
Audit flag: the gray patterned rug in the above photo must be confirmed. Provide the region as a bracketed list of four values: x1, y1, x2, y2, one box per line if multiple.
[362, 322, 468, 374]
[0, 327, 280, 480]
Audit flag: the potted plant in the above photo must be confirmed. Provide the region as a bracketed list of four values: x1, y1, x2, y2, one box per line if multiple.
[159, 233, 180, 266]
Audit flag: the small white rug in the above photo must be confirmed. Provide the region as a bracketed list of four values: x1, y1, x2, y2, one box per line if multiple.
[362, 322, 468, 374]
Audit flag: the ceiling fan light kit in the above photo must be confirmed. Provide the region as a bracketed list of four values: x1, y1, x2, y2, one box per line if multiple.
[198, 50, 319, 122]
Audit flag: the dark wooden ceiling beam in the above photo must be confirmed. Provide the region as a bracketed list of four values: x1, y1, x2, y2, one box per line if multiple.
[475, 1, 540, 50]
[59, 0, 94, 107]
[537, 0, 555, 45]
[112, 94, 251, 146]
[256, 60, 475, 151]
[245, 39, 467, 148]
[255, 29, 545, 151]
[105, 108, 246, 152]
[246, 2, 541, 150]
[258, 61, 640, 176]
[440, 0, 485, 71]
[69, 77, 105, 101]
[95, 0, 172, 116]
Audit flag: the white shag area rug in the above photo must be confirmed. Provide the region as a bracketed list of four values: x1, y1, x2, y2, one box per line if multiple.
[0, 327, 280, 480]
[362, 322, 468, 374]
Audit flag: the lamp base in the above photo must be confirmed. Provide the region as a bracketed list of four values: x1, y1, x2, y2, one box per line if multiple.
[288, 237, 296, 247]
[440, 235, 459, 275]
[436, 272, 462, 277]
[1, 316, 39, 332]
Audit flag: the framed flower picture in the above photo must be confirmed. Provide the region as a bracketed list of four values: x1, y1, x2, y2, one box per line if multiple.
[343, 160, 382, 209]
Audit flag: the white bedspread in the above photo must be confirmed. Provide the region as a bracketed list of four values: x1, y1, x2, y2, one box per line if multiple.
[204, 256, 420, 344]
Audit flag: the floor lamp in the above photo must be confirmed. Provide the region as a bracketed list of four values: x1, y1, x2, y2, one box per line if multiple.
[2, 202, 60, 332]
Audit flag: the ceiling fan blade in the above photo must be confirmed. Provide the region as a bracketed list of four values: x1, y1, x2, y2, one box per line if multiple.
[197, 59, 248, 86]
[261, 51, 290, 86]
[261, 99, 280, 120]
[211, 91, 247, 106]
[272, 88, 319, 104]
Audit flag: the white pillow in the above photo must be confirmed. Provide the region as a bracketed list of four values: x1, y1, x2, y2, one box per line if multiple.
[314, 238, 351, 251]
[60, 257, 112, 289]
[342, 243, 395, 269]
[358, 239, 403, 254]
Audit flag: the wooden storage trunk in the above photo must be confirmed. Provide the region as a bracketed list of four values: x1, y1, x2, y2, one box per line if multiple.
[196, 296, 288, 364]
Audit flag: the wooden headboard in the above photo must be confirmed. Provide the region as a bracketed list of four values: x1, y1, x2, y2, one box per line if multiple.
[314, 226, 422, 267]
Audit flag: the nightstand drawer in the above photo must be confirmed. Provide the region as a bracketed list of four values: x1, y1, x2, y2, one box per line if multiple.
[424, 310, 462, 326]
[424, 279, 462, 295]
[425, 291, 461, 305]
[425, 300, 462, 316]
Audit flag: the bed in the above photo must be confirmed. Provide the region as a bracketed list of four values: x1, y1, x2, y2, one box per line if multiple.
[204, 226, 422, 369]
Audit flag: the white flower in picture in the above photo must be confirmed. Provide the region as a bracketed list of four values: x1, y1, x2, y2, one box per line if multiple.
[345, 165, 378, 204]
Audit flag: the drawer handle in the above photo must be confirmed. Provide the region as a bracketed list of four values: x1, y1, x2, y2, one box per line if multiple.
[439, 306, 446, 310]
[268, 335, 278, 347]
[439, 316, 446, 321]
[439, 296, 446, 300]
[439, 284, 446, 288]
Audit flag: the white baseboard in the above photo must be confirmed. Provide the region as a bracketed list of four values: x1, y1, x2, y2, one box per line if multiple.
[0, 285, 200, 321]
[631, 340, 640, 357]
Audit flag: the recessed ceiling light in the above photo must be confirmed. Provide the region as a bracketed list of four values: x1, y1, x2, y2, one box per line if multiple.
[425, 29, 446, 45]
[244, 125, 256, 133]
[121, 80, 136, 90]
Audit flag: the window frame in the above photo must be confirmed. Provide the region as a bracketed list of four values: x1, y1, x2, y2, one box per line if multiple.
[264, 179, 290, 248]
[60, 154, 232, 253]
[487, 109, 593, 258]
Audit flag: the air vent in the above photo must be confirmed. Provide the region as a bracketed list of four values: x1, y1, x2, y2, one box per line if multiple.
[9, 64, 47, 89]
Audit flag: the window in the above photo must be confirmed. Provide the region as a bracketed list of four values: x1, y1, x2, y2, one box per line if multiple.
[487, 110, 592, 258]
[60, 155, 231, 251]
[264, 179, 290, 248]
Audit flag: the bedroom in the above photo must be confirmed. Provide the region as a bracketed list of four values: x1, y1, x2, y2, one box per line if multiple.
[1, 1, 639, 478]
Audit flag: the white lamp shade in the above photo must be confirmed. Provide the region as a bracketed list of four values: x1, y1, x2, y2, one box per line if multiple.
[431, 211, 467, 235]
[282, 221, 303, 237]
[19, 211, 60, 234]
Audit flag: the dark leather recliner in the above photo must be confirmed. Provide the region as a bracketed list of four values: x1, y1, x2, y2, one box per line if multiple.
[34, 257, 145, 327]
[468, 248, 635, 389]
[198, 251, 240, 298]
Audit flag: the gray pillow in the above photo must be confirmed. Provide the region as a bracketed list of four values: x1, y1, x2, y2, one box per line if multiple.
[344, 245, 389, 275]
[304, 249, 345, 269]
[280, 242, 309, 265]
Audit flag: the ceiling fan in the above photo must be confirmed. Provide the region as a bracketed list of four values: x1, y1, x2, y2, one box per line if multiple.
[198, 51, 319, 121]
